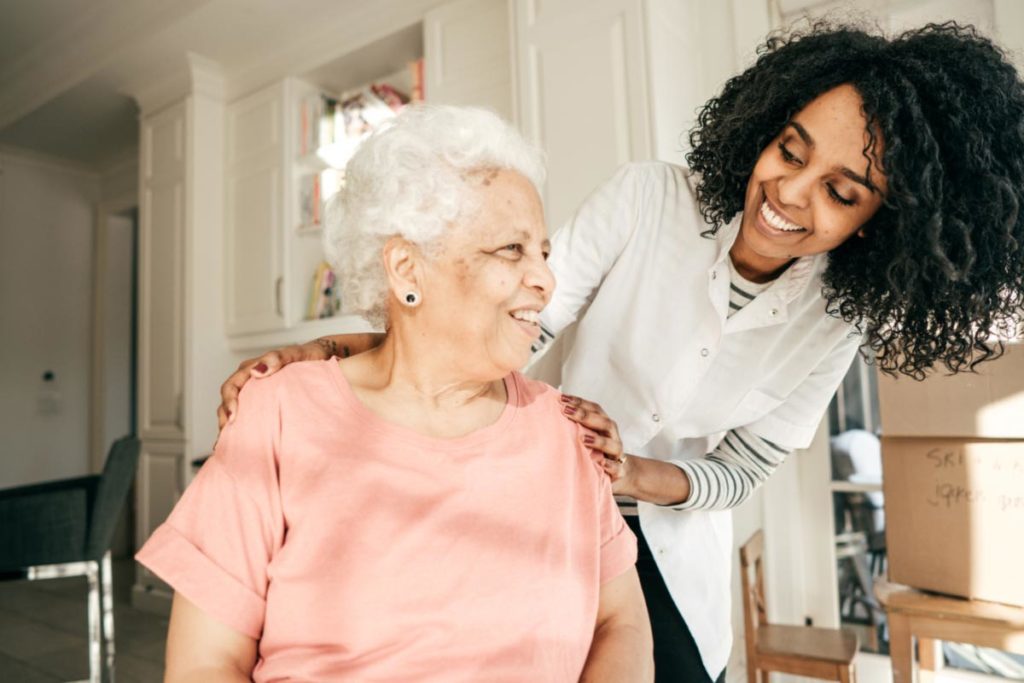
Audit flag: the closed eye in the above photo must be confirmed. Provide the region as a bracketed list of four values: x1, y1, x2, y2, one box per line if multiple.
[778, 141, 802, 166]
[826, 184, 856, 207]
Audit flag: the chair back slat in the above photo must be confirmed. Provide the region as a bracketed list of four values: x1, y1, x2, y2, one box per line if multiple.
[85, 436, 141, 560]
[739, 529, 768, 654]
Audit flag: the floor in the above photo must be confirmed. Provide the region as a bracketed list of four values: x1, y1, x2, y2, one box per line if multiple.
[0, 559, 168, 682]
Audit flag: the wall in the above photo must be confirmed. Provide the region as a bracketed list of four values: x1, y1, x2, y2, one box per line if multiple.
[102, 211, 135, 454]
[0, 149, 100, 487]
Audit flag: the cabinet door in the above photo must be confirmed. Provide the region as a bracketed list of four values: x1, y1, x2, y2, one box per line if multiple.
[514, 0, 650, 230]
[225, 85, 286, 335]
[139, 104, 186, 441]
[424, 0, 513, 121]
[134, 440, 185, 598]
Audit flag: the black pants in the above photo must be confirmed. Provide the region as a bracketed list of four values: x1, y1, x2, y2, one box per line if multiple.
[626, 515, 726, 683]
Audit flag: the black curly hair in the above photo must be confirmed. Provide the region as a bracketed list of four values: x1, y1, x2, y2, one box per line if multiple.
[685, 21, 1024, 379]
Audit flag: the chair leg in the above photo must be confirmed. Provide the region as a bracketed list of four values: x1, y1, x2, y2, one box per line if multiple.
[87, 560, 102, 683]
[918, 637, 942, 672]
[101, 551, 116, 683]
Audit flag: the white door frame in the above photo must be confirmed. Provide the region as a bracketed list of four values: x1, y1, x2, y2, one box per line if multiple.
[89, 192, 138, 473]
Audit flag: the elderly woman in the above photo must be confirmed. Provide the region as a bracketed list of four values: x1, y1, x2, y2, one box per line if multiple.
[136, 106, 652, 682]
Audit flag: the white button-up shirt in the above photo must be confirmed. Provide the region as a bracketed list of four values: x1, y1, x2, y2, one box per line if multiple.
[533, 162, 861, 678]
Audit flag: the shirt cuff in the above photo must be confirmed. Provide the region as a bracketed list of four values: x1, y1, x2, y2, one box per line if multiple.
[664, 460, 706, 511]
[136, 524, 265, 640]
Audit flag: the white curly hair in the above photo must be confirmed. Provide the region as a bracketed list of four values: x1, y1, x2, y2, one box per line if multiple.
[323, 105, 546, 328]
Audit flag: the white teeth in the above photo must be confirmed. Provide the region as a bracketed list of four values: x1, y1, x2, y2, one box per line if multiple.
[511, 309, 539, 324]
[760, 200, 805, 232]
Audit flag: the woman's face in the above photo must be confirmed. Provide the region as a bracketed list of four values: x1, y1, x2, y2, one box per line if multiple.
[737, 84, 888, 271]
[416, 169, 554, 377]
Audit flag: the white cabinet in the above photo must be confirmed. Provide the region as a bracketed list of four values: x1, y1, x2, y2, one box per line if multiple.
[138, 103, 186, 442]
[425, 0, 513, 120]
[225, 85, 286, 335]
[135, 102, 189, 608]
[513, 0, 651, 230]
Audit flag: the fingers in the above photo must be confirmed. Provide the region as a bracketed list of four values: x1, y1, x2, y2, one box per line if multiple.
[580, 430, 624, 460]
[250, 351, 280, 377]
[217, 405, 230, 430]
[560, 394, 621, 440]
[599, 454, 626, 484]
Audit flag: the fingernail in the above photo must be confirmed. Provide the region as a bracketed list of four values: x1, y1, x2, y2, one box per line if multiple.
[254, 363, 268, 374]
[560, 394, 572, 403]
[563, 406, 576, 415]
[582, 434, 594, 445]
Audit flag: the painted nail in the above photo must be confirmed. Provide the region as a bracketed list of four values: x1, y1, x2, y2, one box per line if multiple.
[560, 394, 573, 403]
[254, 363, 268, 374]
[563, 406, 577, 416]
[582, 434, 594, 445]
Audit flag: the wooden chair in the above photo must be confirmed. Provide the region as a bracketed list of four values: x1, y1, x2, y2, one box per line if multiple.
[740, 530, 860, 683]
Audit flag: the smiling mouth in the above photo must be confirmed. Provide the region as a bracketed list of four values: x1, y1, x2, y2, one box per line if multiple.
[759, 198, 807, 233]
[509, 308, 542, 339]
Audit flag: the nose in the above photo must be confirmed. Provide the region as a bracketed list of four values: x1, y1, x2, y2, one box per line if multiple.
[776, 167, 814, 210]
[524, 254, 556, 303]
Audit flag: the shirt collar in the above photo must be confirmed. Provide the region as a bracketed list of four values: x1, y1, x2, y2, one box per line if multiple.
[712, 211, 823, 305]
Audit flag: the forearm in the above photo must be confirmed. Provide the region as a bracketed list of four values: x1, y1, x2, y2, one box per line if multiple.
[579, 620, 654, 682]
[313, 333, 384, 358]
[617, 455, 692, 506]
[673, 428, 791, 511]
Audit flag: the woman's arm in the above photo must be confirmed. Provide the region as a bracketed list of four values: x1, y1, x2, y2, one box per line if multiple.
[164, 593, 257, 683]
[561, 395, 791, 507]
[579, 567, 654, 682]
[218, 333, 383, 427]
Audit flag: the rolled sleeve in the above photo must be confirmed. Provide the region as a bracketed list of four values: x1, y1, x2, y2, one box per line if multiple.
[137, 517, 266, 639]
[135, 381, 285, 639]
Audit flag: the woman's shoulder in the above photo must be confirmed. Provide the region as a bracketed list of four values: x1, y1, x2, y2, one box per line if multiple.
[614, 160, 696, 195]
[234, 359, 340, 418]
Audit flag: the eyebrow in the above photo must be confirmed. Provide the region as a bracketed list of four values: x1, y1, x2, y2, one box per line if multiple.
[787, 121, 880, 194]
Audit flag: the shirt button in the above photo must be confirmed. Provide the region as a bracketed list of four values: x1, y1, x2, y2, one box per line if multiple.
[652, 413, 660, 423]
[770, 308, 779, 317]
[700, 348, 710, 357]
[711, 271, 717, 280]
[657, 547, 665, 556]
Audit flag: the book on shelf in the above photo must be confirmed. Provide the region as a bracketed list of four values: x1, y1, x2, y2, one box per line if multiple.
[410, 58, 425, 102]
[307, 262, 341, 320]
[307, 81, 411, 169]
[298, 173, 322, 229]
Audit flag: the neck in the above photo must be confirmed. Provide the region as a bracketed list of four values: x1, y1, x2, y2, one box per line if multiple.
[362, 324, 505, 409]
[728, 230, 795, 284]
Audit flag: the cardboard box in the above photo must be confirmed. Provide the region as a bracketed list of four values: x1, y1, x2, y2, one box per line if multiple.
[877, 342, 1024, 439]
[882, 437, 1024, 607]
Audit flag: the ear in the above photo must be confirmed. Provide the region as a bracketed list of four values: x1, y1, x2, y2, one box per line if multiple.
[381, 237, 423, 302]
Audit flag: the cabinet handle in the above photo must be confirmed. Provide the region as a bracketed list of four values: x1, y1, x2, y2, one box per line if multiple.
[275, 277, 283, 317]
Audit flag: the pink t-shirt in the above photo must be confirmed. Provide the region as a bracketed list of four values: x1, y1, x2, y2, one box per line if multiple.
[137, 359, 636, 682]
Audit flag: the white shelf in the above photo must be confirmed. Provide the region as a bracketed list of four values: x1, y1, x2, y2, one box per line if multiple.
[227, 314, 379, 352]
[830, 480, 884, 494]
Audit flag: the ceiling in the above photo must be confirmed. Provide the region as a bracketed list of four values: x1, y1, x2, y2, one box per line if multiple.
[0, 0, 435, 170]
